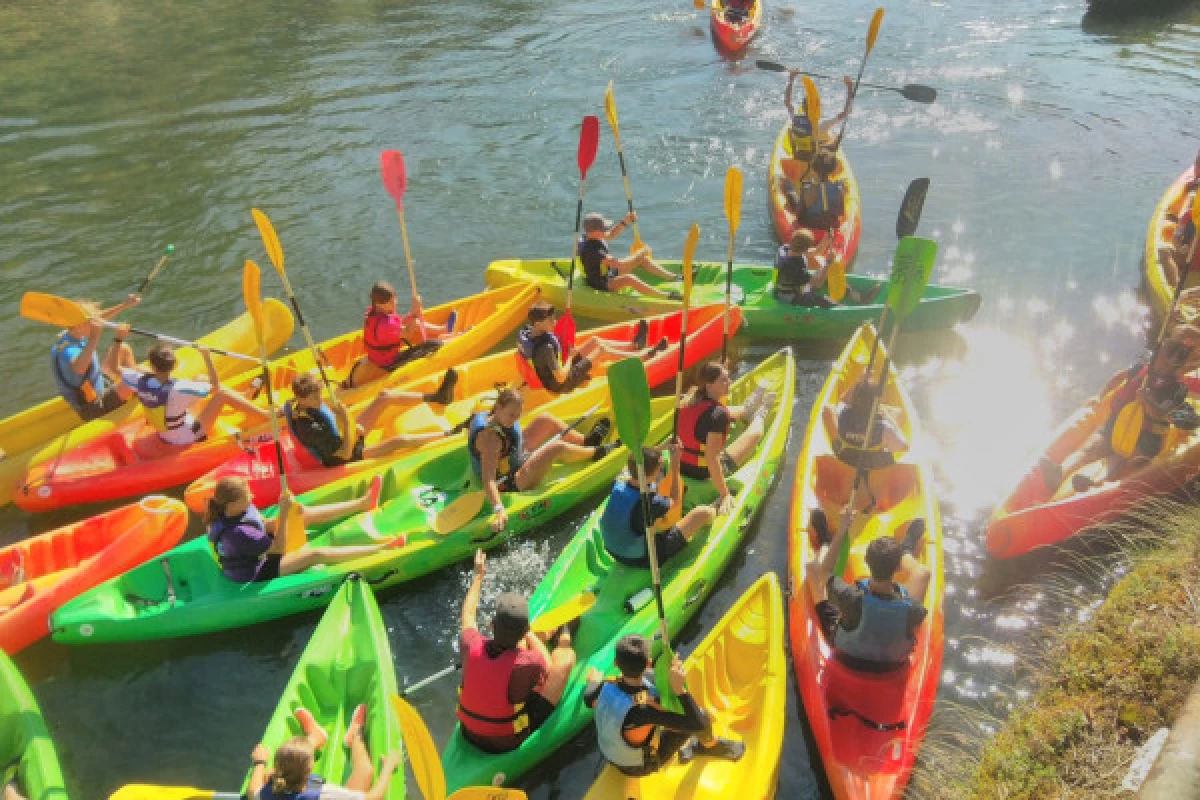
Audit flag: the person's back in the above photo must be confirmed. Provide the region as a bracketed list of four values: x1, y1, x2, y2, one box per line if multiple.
[830, 578, 922, 668]
[796, 152, 845, 230]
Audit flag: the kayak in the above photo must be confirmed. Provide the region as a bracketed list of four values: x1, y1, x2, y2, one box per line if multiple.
[0, 648, 67, 800]
[50, 382, 669, 643]
[787, 323, 944, 800]
[1142, 164, 1198, 325]
[484, 259, 978, 338]
[441, 348, 795, 792]
[768, 123, 862, 257]
[986, 379, 1200, 559]
[0, 299, 294, 509]
[184, 304, 735, 512]
[240, 576, 405, 799]
[710, 0, 762, 53]
[0, 496, 187, 654]
[583, 573, 786, 800]
[15, 284, 537, 513]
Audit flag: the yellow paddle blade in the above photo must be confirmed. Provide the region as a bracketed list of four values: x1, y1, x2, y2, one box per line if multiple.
[693, 0, 705, 8]
[109, 786, 221, 800]
[530, 591, 596, 634]
[391, 694, 449, 800]
[780, 158, 808, 185]
[803, 76, 821, 139]
[432, 491, 486, 535]
[681, 223, 699, 303]
[866, 7, 885, 53]
[332, 401, 360, 461]
[252, 207, 285, 273]
[19, 292, 90, 327]
[448, 788, 528, 800]
[724, 166, 744, 236]
[281, 500, 307, 553]
[242, 260, 264, 341]
[827, 261, 847, 302]
[1110, 400, 1145, 460]
[604, 80, 619, 137]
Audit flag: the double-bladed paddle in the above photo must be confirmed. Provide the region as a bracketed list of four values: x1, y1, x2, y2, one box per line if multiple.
[135, 243, 175, 295]
[755, 59, 937, 105]
[604, 82, 649, 258]
[555, 116, 601, 357]
[832, 8, 886, 153]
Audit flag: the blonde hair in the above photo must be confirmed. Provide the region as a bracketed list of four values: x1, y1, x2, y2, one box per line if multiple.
[205, 476, 252, 525]
[270, 736, 315, 795]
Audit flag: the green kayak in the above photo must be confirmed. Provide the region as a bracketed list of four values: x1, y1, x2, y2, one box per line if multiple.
[51, 381, 671, 643]
[441, 348, 796, 792]
[241, 576, 405, 799]
[484, 259, 980, 339]
[0, 650, 67, 800]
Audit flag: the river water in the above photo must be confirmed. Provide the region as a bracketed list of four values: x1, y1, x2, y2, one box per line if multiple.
[2, 0, 1199, 797]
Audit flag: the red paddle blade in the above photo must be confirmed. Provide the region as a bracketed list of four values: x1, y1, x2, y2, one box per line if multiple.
[380, 150, 407, 209]
[578, 116, 600, 179]
[554, 311, 577, 357]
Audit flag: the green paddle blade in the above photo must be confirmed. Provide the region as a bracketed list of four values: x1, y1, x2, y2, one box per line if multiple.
[607, 357, 652, 449]
[886, 237, 938, 322]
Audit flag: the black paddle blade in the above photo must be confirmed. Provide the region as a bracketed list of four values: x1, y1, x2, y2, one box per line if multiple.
[755, 59, 788, 72]
[897, 178, 931, 239]
[902, 84, 938, 104]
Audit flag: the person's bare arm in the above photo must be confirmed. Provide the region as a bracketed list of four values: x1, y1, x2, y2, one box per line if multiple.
[100, 293, 142, 321]
[476, 430, 508, 531]
[247, 743, 270, 795]
[461, 549, 486, 632]
[362, 752, 404, 800]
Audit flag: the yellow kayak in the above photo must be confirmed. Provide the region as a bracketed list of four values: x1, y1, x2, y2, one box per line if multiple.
[583, 573, 787, 800]
[0, 299, 294, 508]
[1142, 163, 1198, 324]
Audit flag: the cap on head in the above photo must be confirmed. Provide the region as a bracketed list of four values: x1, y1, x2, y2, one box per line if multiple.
[614, 634, 652, 678]
[492, 591, 530, 648]
[583, 213, 612, 234]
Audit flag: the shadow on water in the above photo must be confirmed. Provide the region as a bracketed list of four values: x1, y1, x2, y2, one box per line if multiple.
[1082, 0, 1200, 34]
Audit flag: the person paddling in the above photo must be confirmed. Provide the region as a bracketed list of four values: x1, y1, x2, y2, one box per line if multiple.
[784, 73, 854, 163]
[583, 634, 744, 776]
[774, 230, 880, 308]
[785, 150, 850, 236]
[457, 549, 576, 754]
[344, 281, 459, 388]
[1159, 149, 1200, 290]
[578, 212, 682, 300]
[51, 295, 141, 421]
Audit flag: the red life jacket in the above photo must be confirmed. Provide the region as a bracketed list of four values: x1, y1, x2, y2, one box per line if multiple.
[678, 398, 719, 468]
[456, 634, 529, 739]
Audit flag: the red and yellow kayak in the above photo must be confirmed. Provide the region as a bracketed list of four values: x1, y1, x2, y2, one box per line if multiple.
[788, 323, 943, 799]
[0, 496, 187, 654]
[710, 0, 762, 53]
[1142, 164, 1198, 324]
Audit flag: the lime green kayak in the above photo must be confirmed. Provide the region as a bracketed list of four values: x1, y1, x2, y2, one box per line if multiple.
[0, 650, 67, 800]
[440, 348, 796, 792]
[51, 381, 672, 643]
[240, 577, 405, 799]
[485, 259, 980, 339]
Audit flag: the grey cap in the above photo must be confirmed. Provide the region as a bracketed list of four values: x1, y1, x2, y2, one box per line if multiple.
[583, 212, 612, 233]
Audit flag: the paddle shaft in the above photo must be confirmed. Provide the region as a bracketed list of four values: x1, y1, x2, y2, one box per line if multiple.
[633, 456, 673, 653]
[97, 321, 258, 362]
[403, 662, 459, 696]
[135, 245, 174, 295]
[272, 267, 339, 398]
[722, 235, 735, 362]
[396, 207, 425, 329]
[605, 90, 644, 248]
[832, 12, 882, 153]
[672, 304, 692, 435]
[756, 60, 935, 104]
[566, 180, 588, 311]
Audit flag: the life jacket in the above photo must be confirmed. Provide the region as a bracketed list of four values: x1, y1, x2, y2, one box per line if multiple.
[50, 334, 103, 412]
[258, 774, 325, 800]
[595, 678, 659, 770]
[797, 181, 845, 231]
[134, 374, 186, 433]
[363, 307, 417, 368]
[678, 398, 719, 469]
[833, 580, 915, 665]
[600, 481, 648, 563]
[284, 400, 342, 464]
[833, 402, 896, 470]
[774, 244, 814, 292]
[515, 325, 562, 391]
[468, 412, 524, 480]
[206, 505, 268, 575]
[1106, 365, 1181, 443]
[788, 115, 816, 159]
[456, 634, 530, 739]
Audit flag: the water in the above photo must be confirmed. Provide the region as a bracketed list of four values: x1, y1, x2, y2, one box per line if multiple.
[2, 0, 1199, 796]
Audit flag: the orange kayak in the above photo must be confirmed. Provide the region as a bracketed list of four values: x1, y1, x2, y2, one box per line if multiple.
[710, 0, 762, 53]
[0, 496, 187, 654]
[767, 123, 862, 261]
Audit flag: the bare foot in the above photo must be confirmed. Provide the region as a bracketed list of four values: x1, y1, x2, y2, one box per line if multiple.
[364, 474, 383, 511]
[294, 707, 328, 750]
[343, 703, 367, 748]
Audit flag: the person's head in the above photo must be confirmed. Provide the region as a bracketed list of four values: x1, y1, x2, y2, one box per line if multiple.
[270, 737, 315, 796]
[692, 361, 730, 403]
[788, 230, 817, 254]
[864, 536, 905, 583]
[813, 150, 838, 181]
[491, 387, 524, 427]
[491, 591, 530, 649]
[370, 281, 397, 313]
[614, 634, 652, 679]
[627, 447, 664, 484]
[68, 300, 103, 337]
[148, 343, 177, 376]
[846, 378, 877, 413]
[206, 476, 253, 525]
[527, 302, 557, 333]
[290, 373, 322, 409]
[583, 212, 613, 239]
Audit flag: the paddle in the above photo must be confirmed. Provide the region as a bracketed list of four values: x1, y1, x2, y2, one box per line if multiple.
[1112, 189, 1200, 458]
[832, 8, 885, 153]
[693, 0, 704, 10]
[135, 243, 175, 295]
[380, 150, 426, 336]
[555, 116, 601, 357]
[390, 694, 528, 800]
[604, 81, 649, 258]
[19, 292, 258, 363]
[431, 403, 602, 534]
[656, 224, 699, 531]
[252, 208, 358, 461]
[243, 260, 307, 554]
[755, 59, 937, 105]
[722, 166, 743, 362]
[109, 786, 240, 800]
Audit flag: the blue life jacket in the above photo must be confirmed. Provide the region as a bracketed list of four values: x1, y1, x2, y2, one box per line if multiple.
[258, 774, 325, 800]
[595, 679, 659, 770]
[600, 481, 648, 563]
[284, 400, 341, 463]
[134, 374, 184, 433]
[50, 334, 103, 413]
[797, 181, 845, 230]
[774, 244, 813, 292]
[206, 505, 268, 574]
[833, 579, 915, 665]
[467, 412, 523, 480]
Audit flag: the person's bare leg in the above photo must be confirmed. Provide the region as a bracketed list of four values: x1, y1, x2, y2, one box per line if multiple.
[721, 413, 767, 468]
[513, 441, 595, 491]
[631, 251, 679, 281]
[298, 475, 383, 526]
[343, 710, 376, 791]
[363, 430, 445, 460]
[195, 387, 271, 434]
[279, 544, 386, 576]
[609, 273, 671, 300]
[101, 342, 137, 400]
[357, 389, 426, 431]
[522, 415, 586, 449]
[676, 505, 716, 539]
[538, 635, 577, 704]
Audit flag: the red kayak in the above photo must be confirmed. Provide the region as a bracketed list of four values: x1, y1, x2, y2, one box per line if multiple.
[710, 0, 762, 53]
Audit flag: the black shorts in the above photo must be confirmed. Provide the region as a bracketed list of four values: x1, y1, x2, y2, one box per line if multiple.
[495, 469, 521, 493]
[253, 553, 283, 583]
[585, 269, 617, 292]
[774, 287, 837, 309]
[385, 340, 443, 371]
[678, 452, 737, 481]
[76, 385, 128, 422]
[321, 437, 366, 467]
[815, 599, 840, 643]
[611, 526, 689, 569]
[524, 691, 555, 733]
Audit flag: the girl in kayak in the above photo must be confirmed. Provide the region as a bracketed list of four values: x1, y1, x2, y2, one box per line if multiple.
[784, 73, 854, 164]
[247, 707, 403, 800]
[578, 212, 682, 300]
[344, 281, 460, 388]
[1159, 149, 1200, 290]
[774, 229, 880, 308]
[205, 475, 396, 583]
[51, 296, 141, 421]
[471, 388, 618, 532]
[677, 362, 775, 514]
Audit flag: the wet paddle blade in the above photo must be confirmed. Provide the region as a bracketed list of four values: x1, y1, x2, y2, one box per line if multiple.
[380, 149, 407, 209]
[681, 223, 699, 302]
[242, 260, 264, 337]
[866, 7, 885, 53]
[896, 178, 931, 239]
[885, 237, 938, 322]
[827, 261, 848, 303]
[901, 84, 937, 104]
[251, 208, 285, 273]
[19, 292, 90, 327]
[607, 358, 652, 449]
[554, 312, 577, 358]
[432, 491, 486, 535]
[724, 166, 744, 236]
[780, 158, 807, 184]
[604, 81, 619, 137]
[755, 58, 787, 72]
[530, 591, 596, 634]
[1111, 400, 1145, 460]
[390, 694, 448, 800]
[109, 787, 233, 800]
[578, 116, 600, 179]
[802, 77, 821, 142]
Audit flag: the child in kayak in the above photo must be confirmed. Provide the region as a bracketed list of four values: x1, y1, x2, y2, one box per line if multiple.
[344, 281, 460, 388]
[784, 73, 854, 164]
[247, 707, 403, 800]
[774, 229, 880, 308]
[515, 302, 667, 394]
[285, 370, 457, 467]
[471, 388, 618, 533]
[723, 0, 754, 23]
[1159, 149, 1200, 290]
[120, 343, 271, 447]
[578, 212, 682, 300]
[205, 475, 397, 583]
[599, 442, 715, 568]
[456, 549, 577, 754]
[677, 362, 775, 514]
[820, 375, 910, 519]
[786, 149, 849, 235]
[584, 634, 744, 776]
[51, 295, 141, 421]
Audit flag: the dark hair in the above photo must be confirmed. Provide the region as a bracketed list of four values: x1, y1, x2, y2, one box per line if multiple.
[493, 387, 523, 411]
[370, 281, 397, 306]
[148, 343, 176, 373]
[527, 302, 556, 323]
[684, 362, 727, 406]
[614, 634, 651, 678]
[789, 230, 816, 252]
[627, 447, 663, 480]
[291, 372, 321, 398]
[204, 476, 251, 526]
[813, 150, 838, 180]
[864, 536, 905, 582]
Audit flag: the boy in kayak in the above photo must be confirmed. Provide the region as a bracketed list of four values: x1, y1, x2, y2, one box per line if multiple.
[584, 633, 744, 775]
[578, 212, 682, 300]
[344, 281, 460, 388]
[786, 149, 848, 235]
[599, 442, 715, 568]
[120, 343, 271, 447]
[457, 549, 576, 754]
[51, 295, 142, 421]
[804, 522, 931, 671]
[285, 370, 457, 466]
[784, 73, 854, 164]
[819, 375, 910, 519]
[515, 302, 667, 394]
[774, 229, 880, 307]
[471, 388, 618, 533]
[1159, 149, 1200, 290]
